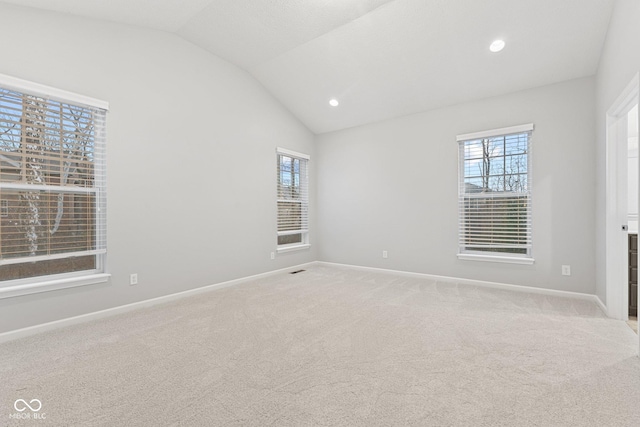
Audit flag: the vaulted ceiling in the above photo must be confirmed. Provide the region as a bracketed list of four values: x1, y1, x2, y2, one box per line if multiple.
[1, 0, 616, 133]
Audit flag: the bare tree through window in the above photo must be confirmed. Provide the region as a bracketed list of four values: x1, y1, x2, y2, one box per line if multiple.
[0, 86, 106, 282]
[459, 131, 531, 256]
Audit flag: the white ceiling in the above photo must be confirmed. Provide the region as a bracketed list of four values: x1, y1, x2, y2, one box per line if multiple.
[1, 0, 615, 134]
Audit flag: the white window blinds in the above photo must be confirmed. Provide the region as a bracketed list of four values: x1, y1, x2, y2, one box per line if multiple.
[276, 148, 309, 249]
[0, 77, 107, 281]
[457, 124, 533, 258]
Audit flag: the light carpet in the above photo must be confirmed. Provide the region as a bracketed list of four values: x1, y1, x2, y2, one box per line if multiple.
[1, 264, 639, 426]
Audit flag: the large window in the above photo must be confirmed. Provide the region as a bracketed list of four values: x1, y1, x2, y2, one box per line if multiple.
[0, 74, 108, 290]
[276, 148, 309, 251]
[457, 124, 533, 263]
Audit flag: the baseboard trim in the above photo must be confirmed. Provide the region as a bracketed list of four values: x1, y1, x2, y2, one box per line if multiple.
[594, 295, 608, 316]
[0, 262, 315, 344]
[317, 261, 602, 305]
[0, 261, 608, 344]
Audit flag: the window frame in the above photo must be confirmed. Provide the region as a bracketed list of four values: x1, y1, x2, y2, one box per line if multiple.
[456, 124, 534, 265]
[0, 73, 109, 299]
[276, 147, 310, 253]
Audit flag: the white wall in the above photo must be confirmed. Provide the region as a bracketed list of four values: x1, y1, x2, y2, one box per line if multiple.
[0, 3, 316, 333]
[595, 0, 640, 303]
[317, 77, 596, 294]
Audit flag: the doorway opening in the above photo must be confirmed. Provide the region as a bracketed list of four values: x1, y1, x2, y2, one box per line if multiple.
[606, 73, 639, 323]
[627, 104, 638, 332]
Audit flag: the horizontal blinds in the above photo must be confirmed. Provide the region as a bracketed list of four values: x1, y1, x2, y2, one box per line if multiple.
[0, 86, 107, 266]
[458, 130, 532, 256]
[277, 150, 309, 241]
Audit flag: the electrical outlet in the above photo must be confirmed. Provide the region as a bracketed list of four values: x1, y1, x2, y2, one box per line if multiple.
[130, 273, 138, 285]
[270, 252, 275, 260]
[382, 250, 388, 259]
[561, 265, 571, 276]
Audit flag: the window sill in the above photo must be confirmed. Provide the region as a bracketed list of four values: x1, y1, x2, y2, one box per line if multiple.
[0, 273, 110, 299]
[277, 244, 311, 254]
[457, 253, 535, 265]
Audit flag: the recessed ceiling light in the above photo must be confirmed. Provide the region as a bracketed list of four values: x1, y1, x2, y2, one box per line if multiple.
[490, 39, 505, 53]
[329, 99, 339, 107]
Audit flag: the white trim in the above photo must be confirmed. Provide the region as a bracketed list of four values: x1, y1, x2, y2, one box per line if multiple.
[0, 72, 109, 111]
[276, 147, 310, 160]
[0, 249, 107, 266]
[457, 123, 534, 141]
[0, 263, 315, 343]
[317, 261, 601, 303]
[605, 72, 640, 321]
[277, 229, 309, 237]
[457, 253, 535, 265]
[608, 73, 640, 117]
[0, 182, 97, 194]
[0, 273, 110, 300]
[276, 243, 311, 253]
[594, 295, 608, 316]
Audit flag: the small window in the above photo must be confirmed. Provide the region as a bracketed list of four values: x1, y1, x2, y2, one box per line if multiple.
[457, 124, 533, 262]
[0, 199, 7, 217]
[276, 148, 309, 251]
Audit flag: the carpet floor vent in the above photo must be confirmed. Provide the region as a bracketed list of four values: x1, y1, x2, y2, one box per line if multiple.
[290, 269, 306, 274]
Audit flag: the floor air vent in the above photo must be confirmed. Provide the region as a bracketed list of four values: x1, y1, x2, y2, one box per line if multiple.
[290, 269, 306, 274]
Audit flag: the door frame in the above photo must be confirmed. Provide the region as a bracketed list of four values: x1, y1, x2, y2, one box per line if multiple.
[606, 73, 639, 321]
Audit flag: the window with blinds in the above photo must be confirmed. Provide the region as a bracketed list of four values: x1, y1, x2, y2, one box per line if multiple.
[457, 124, 533, 259]
[0, 78, 107, 283]
[277, 148, 309, 250]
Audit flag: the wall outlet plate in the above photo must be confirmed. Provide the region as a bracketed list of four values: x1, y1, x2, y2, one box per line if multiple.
[561, 265, 571, 276]
[130, 273, 138, 285]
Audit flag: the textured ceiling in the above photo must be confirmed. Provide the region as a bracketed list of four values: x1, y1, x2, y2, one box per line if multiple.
[1, 0, 616, 134]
